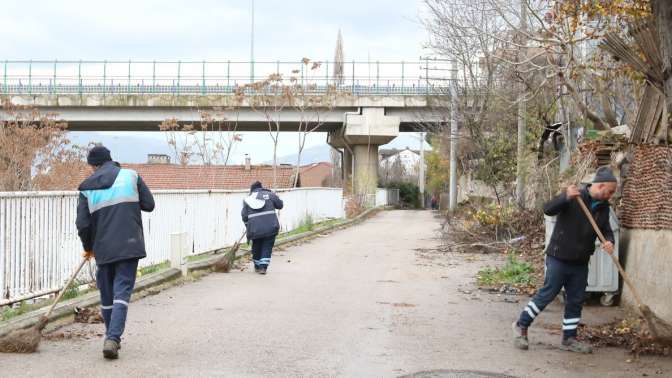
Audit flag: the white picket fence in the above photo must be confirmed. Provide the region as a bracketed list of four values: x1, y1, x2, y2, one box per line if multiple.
[0, 188, 346, 305]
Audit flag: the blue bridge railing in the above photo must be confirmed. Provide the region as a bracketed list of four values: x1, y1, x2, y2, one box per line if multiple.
[0, 59, 451, 96]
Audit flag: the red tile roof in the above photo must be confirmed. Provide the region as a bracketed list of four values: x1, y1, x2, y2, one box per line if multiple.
[299, 162, 335, 187]
[71, 164, 298, 190]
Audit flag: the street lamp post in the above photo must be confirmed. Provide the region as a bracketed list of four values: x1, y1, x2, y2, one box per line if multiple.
[250, 0, 255, 83]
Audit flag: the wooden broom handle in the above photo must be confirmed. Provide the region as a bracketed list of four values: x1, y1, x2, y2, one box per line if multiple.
[43, 257, 89, 319]
[574, 197, 647, 308]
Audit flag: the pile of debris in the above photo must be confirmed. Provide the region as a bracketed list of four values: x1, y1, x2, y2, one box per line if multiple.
[578, 318, 672, 357]
[442, 201, 547, 294]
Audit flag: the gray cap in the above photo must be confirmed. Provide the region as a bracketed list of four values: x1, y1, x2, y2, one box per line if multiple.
[593, 166, 617, 183]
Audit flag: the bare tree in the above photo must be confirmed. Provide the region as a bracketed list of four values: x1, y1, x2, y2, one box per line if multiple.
[291, 58, 341, 187]
[422, 0, 649, 206]
[652, 0, 672, 139]
[244, 74, 290, 188]
[159, 107, 242, 167]
[0, 99, 85, 191]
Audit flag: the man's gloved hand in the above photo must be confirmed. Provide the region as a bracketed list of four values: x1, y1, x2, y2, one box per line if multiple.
[82, 250, 95, 260]
[602, 241, 614, 255]
[566, 184, 581, 199]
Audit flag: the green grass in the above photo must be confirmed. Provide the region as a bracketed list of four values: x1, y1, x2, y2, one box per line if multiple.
[1, 218, 349, 323]
[0, 281, 92, 322]
[279, 217, 345, 239]
[61, 284, 80, 301]
[138, 261, 170, 276]
[0, 301, 33, 322]
[185, 253, 216, 263]
[477, 254, 534, 286]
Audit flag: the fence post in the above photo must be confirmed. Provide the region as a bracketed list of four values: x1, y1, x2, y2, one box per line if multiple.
[102, 60, 107, 96]
[401, 61, 405, 93]
[351, 60, 355, 94]
[152, 60, 156, 93]
[201, 60, 206, 95]
[227, 60, 230, 88]
[78, 60, 82, 96]
[176, 60, 181, 96]
[3, 60, 7, 94]
[51, 60, 58, 95]
[28, 59, 32, 95]
[170, 232, 188, 276]
[376, 60, 379, 94]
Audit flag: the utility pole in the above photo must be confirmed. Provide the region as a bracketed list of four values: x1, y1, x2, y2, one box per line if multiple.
[516, 0, 528, 208]
[449, 62, 458, 211]
[419, 131, 426, 208]
[250, 0, 255, 83]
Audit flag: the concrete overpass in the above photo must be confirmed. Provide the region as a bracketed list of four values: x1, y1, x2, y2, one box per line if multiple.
[6, 93, 441, 133]
[1, 59, 451, 199]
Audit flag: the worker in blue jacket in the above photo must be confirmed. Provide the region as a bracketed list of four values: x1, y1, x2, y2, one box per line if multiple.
[76, 146, 155, 359]
[241, 181, 284, 274]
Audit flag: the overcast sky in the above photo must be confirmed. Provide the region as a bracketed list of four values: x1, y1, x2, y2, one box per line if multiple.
[4, 0, 431, 163]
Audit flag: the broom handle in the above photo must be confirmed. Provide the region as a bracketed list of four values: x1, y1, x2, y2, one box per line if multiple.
[575, 198, 647, 308]
[43, 257, 89, 320]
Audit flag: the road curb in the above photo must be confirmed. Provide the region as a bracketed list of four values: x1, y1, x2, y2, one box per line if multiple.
[0, 207, 386, 337]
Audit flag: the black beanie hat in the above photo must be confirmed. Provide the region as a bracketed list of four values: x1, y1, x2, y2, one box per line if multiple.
[87, 146, 112, 166]
[250, 181, 263, 192]
[593, 166, 617, 183]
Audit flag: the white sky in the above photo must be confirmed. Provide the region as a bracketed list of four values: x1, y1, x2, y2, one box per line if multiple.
[4, 0, 432, 163]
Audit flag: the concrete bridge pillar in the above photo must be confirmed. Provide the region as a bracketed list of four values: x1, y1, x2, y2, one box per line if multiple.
[342, 148, 353, 188]
[328, 107, 399, 203]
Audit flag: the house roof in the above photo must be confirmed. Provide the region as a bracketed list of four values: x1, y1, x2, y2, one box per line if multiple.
[299, 162, 333, 174]
[71, 163, 298, 190]
[379, 147, 420, 159]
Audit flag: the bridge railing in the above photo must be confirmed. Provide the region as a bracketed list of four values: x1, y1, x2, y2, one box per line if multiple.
[0, 59, 452, 96]
[0, 188, 345, 306]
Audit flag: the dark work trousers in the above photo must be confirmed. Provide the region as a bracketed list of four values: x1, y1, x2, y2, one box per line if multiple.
[251, 235, 277, 270]
[517, 255, 589, 339]
[96, 258, 139, 343]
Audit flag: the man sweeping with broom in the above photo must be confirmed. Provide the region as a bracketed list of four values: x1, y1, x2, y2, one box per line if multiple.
[512, 166, 617, 353]
[242, 181, 283, 274]
[76, 146, 155, 359]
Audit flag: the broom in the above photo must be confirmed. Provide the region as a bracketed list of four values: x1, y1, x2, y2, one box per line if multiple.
[213, 231, 247, 273]
[0, 257, 89, 353]
[575, 197, 672, 342]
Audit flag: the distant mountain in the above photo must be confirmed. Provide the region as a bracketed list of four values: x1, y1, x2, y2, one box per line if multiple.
[270, 144, 334, 165]
[67, 132, 173, 164]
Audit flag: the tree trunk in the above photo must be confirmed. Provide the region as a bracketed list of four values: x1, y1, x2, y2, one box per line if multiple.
[560, 73, 610, 130]
[515, 0, 527, 208]
[652, 0, 672, 140]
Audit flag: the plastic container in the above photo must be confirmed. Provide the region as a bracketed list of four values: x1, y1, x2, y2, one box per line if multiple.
[544, 208, 620, 306]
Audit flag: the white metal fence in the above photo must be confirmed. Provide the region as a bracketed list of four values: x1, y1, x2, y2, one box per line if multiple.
[0, 188, 345, 305]
[376, 188, 400, 207]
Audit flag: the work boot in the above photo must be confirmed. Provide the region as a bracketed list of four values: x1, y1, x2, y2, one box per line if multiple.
[103, 339, 120, 359]
[560, 337, 592, 354]
[512, 321, 529, 350]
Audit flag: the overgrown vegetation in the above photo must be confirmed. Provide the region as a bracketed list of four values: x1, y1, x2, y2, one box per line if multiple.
[385, 182, 420, 209]
[0, 99, 87, 191]
[0, 280, 93, 322]
[280, 217, 344, 239]
[137, 261, 171, 276]
[477, 253, 534, 287]
[0, 302, 32, 322]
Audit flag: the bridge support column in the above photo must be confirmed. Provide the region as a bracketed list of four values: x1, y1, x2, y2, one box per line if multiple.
[342, 148, 353, 188]
[328, 107, 399, 205]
